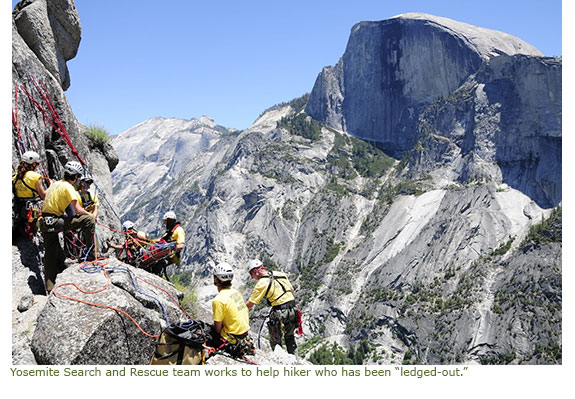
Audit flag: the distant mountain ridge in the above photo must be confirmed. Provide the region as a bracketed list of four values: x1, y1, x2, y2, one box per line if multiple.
[111, 116, 237, 230]
[109, 13, 560, 365]
[12, 4, 561, 366]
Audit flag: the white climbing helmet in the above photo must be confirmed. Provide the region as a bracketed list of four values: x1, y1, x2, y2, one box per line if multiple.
[213, 262, 234, 282]
[64, 160, 83, 176]
[122, 221, 135, 231]
[163, 211, 176, 220]
[247, 258, 263, 273]
[22, 151, 40, 164]
[80, 175, 94, 184]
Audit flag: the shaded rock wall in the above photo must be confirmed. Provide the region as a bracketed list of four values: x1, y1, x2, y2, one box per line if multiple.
[306, 13, 543, 156]
[12, 0, 120, 240]
[410, 54, 562, 208]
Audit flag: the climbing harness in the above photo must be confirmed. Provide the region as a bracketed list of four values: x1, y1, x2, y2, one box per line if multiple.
[260, 271, 293, 307]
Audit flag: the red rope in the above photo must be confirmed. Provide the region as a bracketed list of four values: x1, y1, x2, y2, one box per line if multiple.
[20, 75, 85, 166]
[12, 87, 26, 154]
[52, 258, 161, 339]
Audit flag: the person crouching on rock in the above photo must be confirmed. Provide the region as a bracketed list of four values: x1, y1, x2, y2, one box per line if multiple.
[209, 262, 254, 358]
[38, 161, 95, 293]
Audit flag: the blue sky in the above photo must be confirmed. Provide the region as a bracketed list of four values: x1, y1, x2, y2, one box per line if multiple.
[12, 0, 563, 135]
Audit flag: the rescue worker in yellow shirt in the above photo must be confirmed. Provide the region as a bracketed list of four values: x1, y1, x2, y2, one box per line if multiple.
[77, 176, 99, 217]
[38, 161, 95, 293]
[12, 151, 50, 239]
[149, 211, 185, 276]
[76, 175, 100, 254]
[210, 262, 253, 358]
[158, 211, 185, 255]
[246, 259, 298, 354]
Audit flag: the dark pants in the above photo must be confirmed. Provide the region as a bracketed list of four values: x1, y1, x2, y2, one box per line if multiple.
[207, 325, 253, 358]
[12, 197, 42, 241]
[40, 214, 95, 292]
[268, 302, 297, 354]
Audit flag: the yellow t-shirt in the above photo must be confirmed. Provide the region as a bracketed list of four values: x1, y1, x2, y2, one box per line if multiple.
[12, 170, 42, 198]
[79, 188, 99, 213]
[164, 225, 185, 264]
[42, 180, 81, 215]
[79, 189, 99, 207]
[248, 271, 295, 307]
[212, 287, 250, 343]
[170, 225, 185, 244]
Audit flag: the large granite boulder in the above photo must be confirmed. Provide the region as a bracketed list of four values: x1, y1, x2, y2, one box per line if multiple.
[31, 258, 187, 364]
[13, 0, 81, 90]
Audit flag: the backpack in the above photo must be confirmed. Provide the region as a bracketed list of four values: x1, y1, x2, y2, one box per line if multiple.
[150, 320, 214, 365]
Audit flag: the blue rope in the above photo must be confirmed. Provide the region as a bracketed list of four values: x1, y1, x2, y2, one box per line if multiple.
[82, 240, 95, 263]
[92, 181, 123, 222]
[78, 164, 123, 224]
[257, 313, 270, 349]
[80, 262, 171, 325]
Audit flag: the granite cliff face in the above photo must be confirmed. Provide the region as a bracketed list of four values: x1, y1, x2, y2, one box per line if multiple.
[409, 54, 561, 208]
[13, 0, 81, 90]
[305, 13, 543, 156]
[110, 13, 560, 365]
[12, 0, 119, 235]
[12, 4, 561, 366]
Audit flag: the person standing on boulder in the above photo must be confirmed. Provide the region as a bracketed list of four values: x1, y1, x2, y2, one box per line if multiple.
[38, 161, 95, 293]
[245, 259, 299, 354]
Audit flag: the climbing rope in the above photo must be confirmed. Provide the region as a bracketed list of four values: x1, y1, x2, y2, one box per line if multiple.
[52, 256, 188, 339]
[15, 73, 128, 239]
[257, 313, 270, 349]
[92, 181, 124, 222]
[52, 259, 162, 338]
[12, 86, 26, 155]
[25, 74, 86, 165]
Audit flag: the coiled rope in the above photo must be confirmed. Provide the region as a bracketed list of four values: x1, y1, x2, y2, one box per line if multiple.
[52, 257, 187, 339]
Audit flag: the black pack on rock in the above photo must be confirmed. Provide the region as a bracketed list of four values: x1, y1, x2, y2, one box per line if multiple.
[150, 320, 214, 365]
